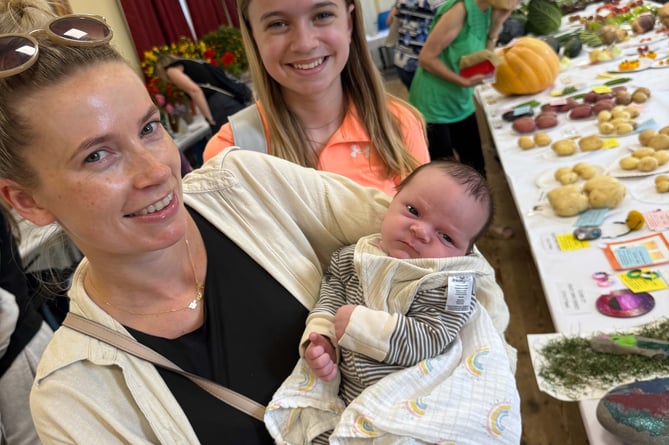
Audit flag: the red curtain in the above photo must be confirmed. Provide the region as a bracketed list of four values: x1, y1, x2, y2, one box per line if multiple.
[119, 0, 192, 59]
[222, 0, 240, 28]
[186, 0, 227, 35]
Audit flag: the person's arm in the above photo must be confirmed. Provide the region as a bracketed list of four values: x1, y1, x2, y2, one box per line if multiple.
[0, 288, 19, 358]
[418, 3, 484, 88]
[486, 2, 520, 50]
[386, 6, 398, 28]
[165, 67, 216, 126]
[339, 290, 476, 367]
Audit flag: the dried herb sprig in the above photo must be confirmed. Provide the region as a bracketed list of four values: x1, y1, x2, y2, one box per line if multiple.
[537, 318, 669, 399]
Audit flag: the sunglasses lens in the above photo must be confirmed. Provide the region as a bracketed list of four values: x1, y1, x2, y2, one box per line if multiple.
[48, 16, 111, 44]
[0, 35, 37, 75]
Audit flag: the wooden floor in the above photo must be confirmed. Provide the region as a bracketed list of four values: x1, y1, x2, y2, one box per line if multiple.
[384, 73, 590, 444]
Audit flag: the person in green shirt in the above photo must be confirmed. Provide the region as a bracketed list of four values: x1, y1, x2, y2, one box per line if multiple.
[409, 0, 517, 178]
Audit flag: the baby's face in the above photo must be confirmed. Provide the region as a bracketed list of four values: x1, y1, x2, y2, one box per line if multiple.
[380, 169, 487, 259]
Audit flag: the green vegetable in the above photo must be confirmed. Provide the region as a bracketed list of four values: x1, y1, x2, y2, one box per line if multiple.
[526, 0, 562, 35]
[604, 77, 632, 86]
[514, 100, 541, 109]
[562, 36, 582, 58]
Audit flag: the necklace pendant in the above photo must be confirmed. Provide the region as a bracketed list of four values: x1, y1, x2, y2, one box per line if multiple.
[188, 299, 198, 310]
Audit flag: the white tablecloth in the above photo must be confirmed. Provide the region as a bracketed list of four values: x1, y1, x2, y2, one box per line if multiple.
[475, 9, 669, 444]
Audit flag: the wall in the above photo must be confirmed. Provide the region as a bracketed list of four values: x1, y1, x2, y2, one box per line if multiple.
[67, 0, 398, 74]
[360, 0, 395, 35]
[67, 0, 141, 74]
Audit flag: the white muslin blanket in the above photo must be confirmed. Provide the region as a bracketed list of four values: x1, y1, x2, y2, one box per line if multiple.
[264, 305, 521, 444]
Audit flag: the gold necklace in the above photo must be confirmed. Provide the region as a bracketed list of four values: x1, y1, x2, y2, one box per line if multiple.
[102, 238, 204, 316]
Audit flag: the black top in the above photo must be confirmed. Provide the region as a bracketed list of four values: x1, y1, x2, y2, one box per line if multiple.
[0, 212, 44, 376]
[167, 59, 219, 99]
[128, 208, 308, 444]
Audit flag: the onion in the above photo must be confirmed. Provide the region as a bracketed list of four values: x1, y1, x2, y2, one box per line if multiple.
[631, 13, 655, 34]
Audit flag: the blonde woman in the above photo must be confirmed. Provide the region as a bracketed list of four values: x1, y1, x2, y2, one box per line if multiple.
[204, 0, 430, 197]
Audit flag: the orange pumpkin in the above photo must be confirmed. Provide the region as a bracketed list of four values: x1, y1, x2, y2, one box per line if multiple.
[493, 37, 560, 96]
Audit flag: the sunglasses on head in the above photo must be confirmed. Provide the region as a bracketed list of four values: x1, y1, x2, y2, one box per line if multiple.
[0, 14, 112, 79]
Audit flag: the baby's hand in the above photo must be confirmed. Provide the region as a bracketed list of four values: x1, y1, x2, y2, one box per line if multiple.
[334, 304, 356, 340]
[304, 333, 338, 381]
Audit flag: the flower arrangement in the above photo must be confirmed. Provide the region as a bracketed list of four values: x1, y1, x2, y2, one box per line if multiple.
[141, 26, 247, 81]
[201, 25, 248, 77]
[140, 27, 247, 129]
[145, 77, 191, 132]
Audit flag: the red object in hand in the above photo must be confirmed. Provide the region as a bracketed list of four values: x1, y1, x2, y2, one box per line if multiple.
[460, 60, 496, 78]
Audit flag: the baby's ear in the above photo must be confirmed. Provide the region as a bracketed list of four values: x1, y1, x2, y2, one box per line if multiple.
[0, 180, 56, 227]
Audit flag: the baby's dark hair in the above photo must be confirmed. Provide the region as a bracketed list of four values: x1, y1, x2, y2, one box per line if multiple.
[397, 160, 494, 248]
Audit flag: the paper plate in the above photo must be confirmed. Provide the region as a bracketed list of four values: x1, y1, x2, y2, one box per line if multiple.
[606, 155, 669, 178]
[607, 58, 653, 74]
[535, 164, 605, 189]
[596, 290, 654, 318]
[628, 174, 669, 204]
[651, 58, 669, 69]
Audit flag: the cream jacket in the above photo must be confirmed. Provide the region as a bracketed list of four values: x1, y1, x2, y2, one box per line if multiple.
[30, 148, 391, 444]
[30, 148, 511, 443]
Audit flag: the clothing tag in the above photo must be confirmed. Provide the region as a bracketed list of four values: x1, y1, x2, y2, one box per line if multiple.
[446, 274, 475, 313]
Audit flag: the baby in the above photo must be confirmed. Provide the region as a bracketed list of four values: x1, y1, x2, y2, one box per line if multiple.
[302, 159, 494, 403]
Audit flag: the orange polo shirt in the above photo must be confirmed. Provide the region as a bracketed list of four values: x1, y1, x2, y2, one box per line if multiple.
[203, 100, 429, 197]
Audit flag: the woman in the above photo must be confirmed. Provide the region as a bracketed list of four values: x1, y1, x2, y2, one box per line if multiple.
[154, 53, 250, 131]
[203, 0, 430, 197]
[0, 11, 393, 444]
[0, 205, 53, 445]
[408, 0, 517, 177]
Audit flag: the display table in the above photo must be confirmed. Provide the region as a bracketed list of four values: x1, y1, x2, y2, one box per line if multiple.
[475, 8, 669, 444]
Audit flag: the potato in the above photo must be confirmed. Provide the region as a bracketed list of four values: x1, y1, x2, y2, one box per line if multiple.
[632, 91, 649, 104]
[547, 185, 589, 217]
[552, 139, 577, 156]
[535, 112, 558, 129]
[572, 162, 592, 175]
[577, 165, 598, 179]
[649, 134, 669, 151]
[616, 122, 635, 135]
[569, 104, 593, 120]
[518, 135, 535, 150]
[660, 126, 669, 136]
[656, 180, 669, 193]
[632, 146, 656, 158]
[554, 166, 574, 180]
[633, 87, 651, 99]
[625, 106, 640, 118]
[619, 156, 640, 170]
[579, 135, 603, 151]
[615, 90, 632, 105]
[557, 171, 579, 185]
[512, 116, 536, 134]
[597, 110, 612, 123]
[639, 129, 658, 146]
[655, 175, 669, 185]
[599, 122, 616, 135]
[584, 176, 626, 209]
[592, 99, 615, 114]
[638, 156, 659, 172]
[653, 149, 669, 166]
[534, 132, 552, 147]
